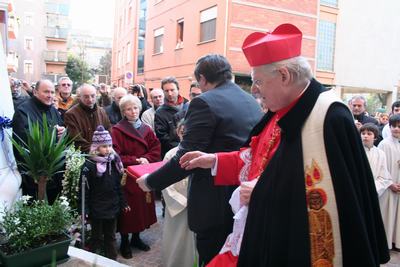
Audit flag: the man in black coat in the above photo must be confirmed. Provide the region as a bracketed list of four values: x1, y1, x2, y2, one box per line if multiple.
[137, 54, 263, 265]
[154, 76, 189, 157]
[12, 79, 65, 203]
[105, 87, 127, 125]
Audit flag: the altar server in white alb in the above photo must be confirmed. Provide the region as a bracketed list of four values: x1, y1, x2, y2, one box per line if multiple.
[378, 114, 400, 250]
[360, 123, 392, 197]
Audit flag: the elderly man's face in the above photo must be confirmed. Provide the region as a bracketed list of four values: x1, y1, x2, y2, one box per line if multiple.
[59, 79, 72, 99]
[34, 80, 55, 106]
[251, 66, 282, 112]
[113, 89, 127, 106]
[10, 79, 21, 97]
[151, 90, 164, 109]
[351, 99, 366, 115]
[80, 86, 97, 109]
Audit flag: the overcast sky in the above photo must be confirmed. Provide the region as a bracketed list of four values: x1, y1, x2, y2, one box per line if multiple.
[69, 0, 115, 37]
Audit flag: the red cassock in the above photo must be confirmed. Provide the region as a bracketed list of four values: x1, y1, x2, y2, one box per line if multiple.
[112, 119, 161, 233]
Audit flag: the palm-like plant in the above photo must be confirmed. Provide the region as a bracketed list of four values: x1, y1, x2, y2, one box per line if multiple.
[11, 114, 74, 201]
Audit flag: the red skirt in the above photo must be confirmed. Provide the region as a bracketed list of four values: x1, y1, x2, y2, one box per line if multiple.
[206, 251, 238, 267]
[118, 173, 157, 233]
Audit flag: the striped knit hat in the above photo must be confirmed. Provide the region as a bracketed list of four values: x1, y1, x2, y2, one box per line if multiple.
[90, 125, 112, 153]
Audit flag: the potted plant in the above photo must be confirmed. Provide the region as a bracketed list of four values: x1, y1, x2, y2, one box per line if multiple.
[0, 114, 77, 266]
[11, 114, 74, 201]
[0, 196, 75, 267]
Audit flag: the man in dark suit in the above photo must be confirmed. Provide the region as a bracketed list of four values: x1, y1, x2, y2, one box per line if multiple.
[137, 54, 262, 265]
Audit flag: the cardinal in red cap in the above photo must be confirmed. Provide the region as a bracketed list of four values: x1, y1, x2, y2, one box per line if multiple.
[180, 23, 389, 267]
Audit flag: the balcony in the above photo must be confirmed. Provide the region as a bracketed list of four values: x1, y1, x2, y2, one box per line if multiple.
[44, 50, 68, 63]
[7, 51, 18, 73]
[8, 15, 18, 39]
[45, 26, 68, 40]
[42, 73, 65, 84]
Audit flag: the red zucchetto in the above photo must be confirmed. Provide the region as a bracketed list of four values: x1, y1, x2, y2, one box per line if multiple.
[242, 23, 303, 67]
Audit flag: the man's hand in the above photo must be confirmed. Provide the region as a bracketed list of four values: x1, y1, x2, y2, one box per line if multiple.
[55, 125, 66, 139]
[180, 151, 216, 170]
[137, 157, 149, 165]
[136, 174, 151, 192]
[239, 179, 258, 205]
[21, 80, 32, 94]
[354, 120, 362, 130]
[389, 183, 400, 193]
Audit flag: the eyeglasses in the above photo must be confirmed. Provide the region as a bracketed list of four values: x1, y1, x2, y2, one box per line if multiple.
[61, 83, 71, 87]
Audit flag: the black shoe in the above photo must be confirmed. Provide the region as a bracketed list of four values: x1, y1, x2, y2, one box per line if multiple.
[131, 237, 150, 251]
[120, 239, 132, 259]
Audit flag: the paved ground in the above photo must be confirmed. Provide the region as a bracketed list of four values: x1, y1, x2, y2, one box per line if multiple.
[65, 200, 400, 267]
[384, 251, 400, 267]
[116, 201, 164, 267]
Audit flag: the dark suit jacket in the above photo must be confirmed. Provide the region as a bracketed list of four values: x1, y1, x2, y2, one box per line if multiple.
[146, 81, 263, 233]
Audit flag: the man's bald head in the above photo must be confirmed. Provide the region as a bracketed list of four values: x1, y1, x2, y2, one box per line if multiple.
[112, 87, 128, 106]
[34, 79, 55, 106]
[150, 88, 164, 109]
[79, 84, 97, 109]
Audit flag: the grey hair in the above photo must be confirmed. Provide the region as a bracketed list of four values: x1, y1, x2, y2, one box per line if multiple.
[119, 94, 142, 114]
[150, 88, 164, 98]
[260, 56, 313, 85]
[351, 95, 367, 107]
[112, 87, 127, 99]
[58, 76, 71, 84]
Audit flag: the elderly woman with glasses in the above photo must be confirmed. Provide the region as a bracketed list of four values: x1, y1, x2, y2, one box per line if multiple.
[111, 94, 161, 258]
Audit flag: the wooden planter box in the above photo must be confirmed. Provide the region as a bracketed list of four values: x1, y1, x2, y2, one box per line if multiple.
[0, 235, 71, 267]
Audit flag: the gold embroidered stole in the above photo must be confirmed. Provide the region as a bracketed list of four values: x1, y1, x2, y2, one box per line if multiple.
[301, 90, 343, 267]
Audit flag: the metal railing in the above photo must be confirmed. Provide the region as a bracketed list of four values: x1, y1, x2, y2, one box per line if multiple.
[44, 50, 68, 62]
[45, 26, 68, 39]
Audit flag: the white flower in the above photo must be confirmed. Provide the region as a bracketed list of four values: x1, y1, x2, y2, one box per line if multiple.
[13, 218, 20, 225]
[20, 195, 32, 204]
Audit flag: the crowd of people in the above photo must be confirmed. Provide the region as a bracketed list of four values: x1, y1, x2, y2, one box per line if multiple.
[9, 22, 399, 266]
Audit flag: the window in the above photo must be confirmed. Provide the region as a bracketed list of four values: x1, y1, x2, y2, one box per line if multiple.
[200, 6, 217, 42]
[137, 0, 147, 74]
[320, 0, 338, 7]
[24, 37, 33, 50]
[45, 3, 69, 15]
[25, 13, 33, 25]
[24, 60, 33, 74]
[153, 27, 164, 54]
[137, 53, 144, 74]
[317, 20, 336, 71]
[138, 37, 145, 50]
[126, 42, 131, 63]
[47, 14, 68, 28]
[176, 19, 184, 48]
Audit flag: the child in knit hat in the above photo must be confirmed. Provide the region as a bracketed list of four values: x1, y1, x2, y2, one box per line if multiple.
[79, 125, 130, 260]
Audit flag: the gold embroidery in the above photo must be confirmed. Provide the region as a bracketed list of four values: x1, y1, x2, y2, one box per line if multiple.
[305, 160, 334, 267]
[145, 192, 152, 203]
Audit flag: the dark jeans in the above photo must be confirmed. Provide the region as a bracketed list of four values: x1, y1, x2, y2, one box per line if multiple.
[91, 218, 118, 260]
[196, 227, 231, 266]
